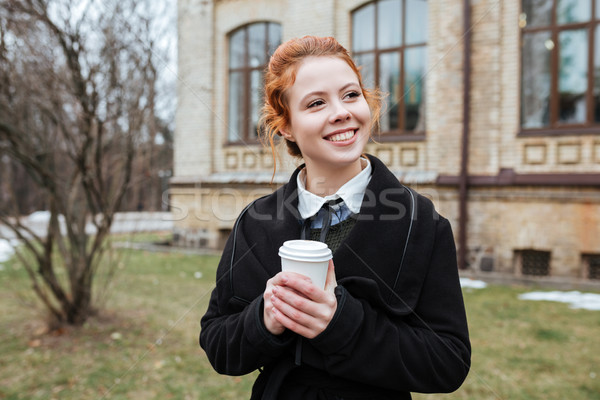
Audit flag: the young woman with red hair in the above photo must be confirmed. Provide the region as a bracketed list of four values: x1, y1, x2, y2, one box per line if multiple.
[200, 36, 470, 400]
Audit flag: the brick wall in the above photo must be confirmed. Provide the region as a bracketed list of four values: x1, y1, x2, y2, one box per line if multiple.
[175, 0, 216, 177]
[427, 0, 465, 175]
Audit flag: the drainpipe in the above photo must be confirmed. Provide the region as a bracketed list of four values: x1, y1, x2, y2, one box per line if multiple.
[458, 0, 472, 270]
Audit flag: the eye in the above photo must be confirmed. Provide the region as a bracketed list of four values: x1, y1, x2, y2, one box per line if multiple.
[344, 91, 361, 100]
[307, 99, 325, 108]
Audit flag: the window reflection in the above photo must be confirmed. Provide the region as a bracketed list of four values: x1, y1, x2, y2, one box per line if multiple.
[379, 52, 400, 131]
[352, 6, 375, 52]
[557, 0, 591, 24]
[248, 24, 266, 67]
[521, 32, 552, 128]
[377, 0, 402, 49]
[354, 53, 376, 89]
[522, 0, 552, 28]
[558, 29, 588, 124]
[230, 29, 246, 69]
[228, 72, 243, 141]
[249, 71, 263, 138]
[404, 47, 426, 131]
[268, 24, 281, 56]
[406, 0, 428, 45]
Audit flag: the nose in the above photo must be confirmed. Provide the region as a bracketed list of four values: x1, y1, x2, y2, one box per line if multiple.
[329, 100, 351, 124]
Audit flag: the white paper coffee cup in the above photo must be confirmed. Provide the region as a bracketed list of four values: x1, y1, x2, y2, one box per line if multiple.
[278, 240, 333, 289]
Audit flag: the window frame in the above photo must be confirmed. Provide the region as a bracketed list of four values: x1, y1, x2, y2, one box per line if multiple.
[226, 22, 280, 145]
[351, 0, 428, 141]
[519, 0, 600, 137]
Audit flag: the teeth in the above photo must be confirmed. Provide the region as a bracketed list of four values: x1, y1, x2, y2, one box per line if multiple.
[327, 130, 355, 142]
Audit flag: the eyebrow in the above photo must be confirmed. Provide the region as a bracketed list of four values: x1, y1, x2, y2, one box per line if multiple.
[299, 82, 360, 104]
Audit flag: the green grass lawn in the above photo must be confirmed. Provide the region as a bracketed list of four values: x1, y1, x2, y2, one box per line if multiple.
[0, 243, 598, 399]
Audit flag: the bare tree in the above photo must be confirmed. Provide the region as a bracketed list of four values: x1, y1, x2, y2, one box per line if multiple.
[0, 0, 169, 326]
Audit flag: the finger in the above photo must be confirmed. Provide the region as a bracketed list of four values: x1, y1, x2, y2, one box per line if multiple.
[273, 285, 334, 321]
[275, 271, 321, 299]
[263, 293, 285, 335]
[271, 271, 312, 287]
[271, 293, 312, 326]
[272, 286, 317, 318]
[272, 304, 317, 339]
[324, 259, 337, 292]
[280, 275, 334, 304]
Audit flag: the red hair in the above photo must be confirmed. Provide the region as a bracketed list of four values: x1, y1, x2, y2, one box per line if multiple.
[260, 36, 382, 173]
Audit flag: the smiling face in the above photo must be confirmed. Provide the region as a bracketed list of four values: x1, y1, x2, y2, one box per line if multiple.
[281, 56, 372, 183]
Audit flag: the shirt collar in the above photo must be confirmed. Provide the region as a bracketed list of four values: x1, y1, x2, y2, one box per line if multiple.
[297, 158, 372, 219]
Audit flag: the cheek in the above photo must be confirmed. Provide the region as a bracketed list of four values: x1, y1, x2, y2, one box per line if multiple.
[292, 115, 322, 137]
[347, 99, 371, 123]
[358, 101, 372, 122]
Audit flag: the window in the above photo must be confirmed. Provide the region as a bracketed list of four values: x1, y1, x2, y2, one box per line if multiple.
[582, 253, 600, 279]
[515, 249, 551, 276]
[228, 22, 281, 143]
[352, 0, 428, 137]
[520, 0, 600, 132]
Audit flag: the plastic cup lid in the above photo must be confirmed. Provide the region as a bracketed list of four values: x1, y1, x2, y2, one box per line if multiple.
[278, 240, 332, 263]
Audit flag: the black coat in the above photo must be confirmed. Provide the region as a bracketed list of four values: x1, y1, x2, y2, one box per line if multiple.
[200, 155, 471, 399]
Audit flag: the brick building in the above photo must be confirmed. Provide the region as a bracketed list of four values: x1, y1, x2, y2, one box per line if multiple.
[171, 0, 600, 280]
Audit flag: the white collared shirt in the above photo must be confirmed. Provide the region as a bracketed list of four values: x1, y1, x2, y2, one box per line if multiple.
[297, 158, 372, 228]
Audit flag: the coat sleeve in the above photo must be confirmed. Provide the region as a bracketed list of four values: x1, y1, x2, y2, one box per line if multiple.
[199, 219, 295, 376]
[306, 217, 471, 393]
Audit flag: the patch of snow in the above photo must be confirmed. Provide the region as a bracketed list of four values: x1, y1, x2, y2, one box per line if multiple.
[518, 291, 600, 311]
[0, 239, 17, 263]
[2, 212, 173, 241]
[460, 277, 487, 289]
[27, 210, 51, 222]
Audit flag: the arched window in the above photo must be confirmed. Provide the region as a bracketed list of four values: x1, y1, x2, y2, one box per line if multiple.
[228, 22, 281, 143]
[520, 0, 600, 133]
[352, 0, 428, 137]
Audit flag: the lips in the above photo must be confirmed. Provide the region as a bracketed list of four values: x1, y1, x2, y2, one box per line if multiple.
[325, 129, 357, 142]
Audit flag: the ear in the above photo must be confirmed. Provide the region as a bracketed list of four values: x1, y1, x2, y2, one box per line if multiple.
[280, 126, 295, 142]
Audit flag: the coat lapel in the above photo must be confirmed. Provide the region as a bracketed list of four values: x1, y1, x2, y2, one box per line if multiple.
[334, 155, 434, 313]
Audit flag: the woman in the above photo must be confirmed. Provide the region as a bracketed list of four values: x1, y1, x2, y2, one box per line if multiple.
[200, 36, 470, 400]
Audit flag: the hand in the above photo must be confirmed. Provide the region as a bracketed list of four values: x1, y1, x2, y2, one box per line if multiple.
[270, 260, 338, 339]
[263, 275, 287, 335]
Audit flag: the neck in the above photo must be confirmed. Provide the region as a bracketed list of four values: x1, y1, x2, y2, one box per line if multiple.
[304, 159, 363, 197]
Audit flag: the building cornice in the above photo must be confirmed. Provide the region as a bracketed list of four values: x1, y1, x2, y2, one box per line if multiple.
[438, 169, 600, 187]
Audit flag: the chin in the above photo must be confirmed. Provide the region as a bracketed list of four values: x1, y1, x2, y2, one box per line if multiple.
[331, 151, 364, 166]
